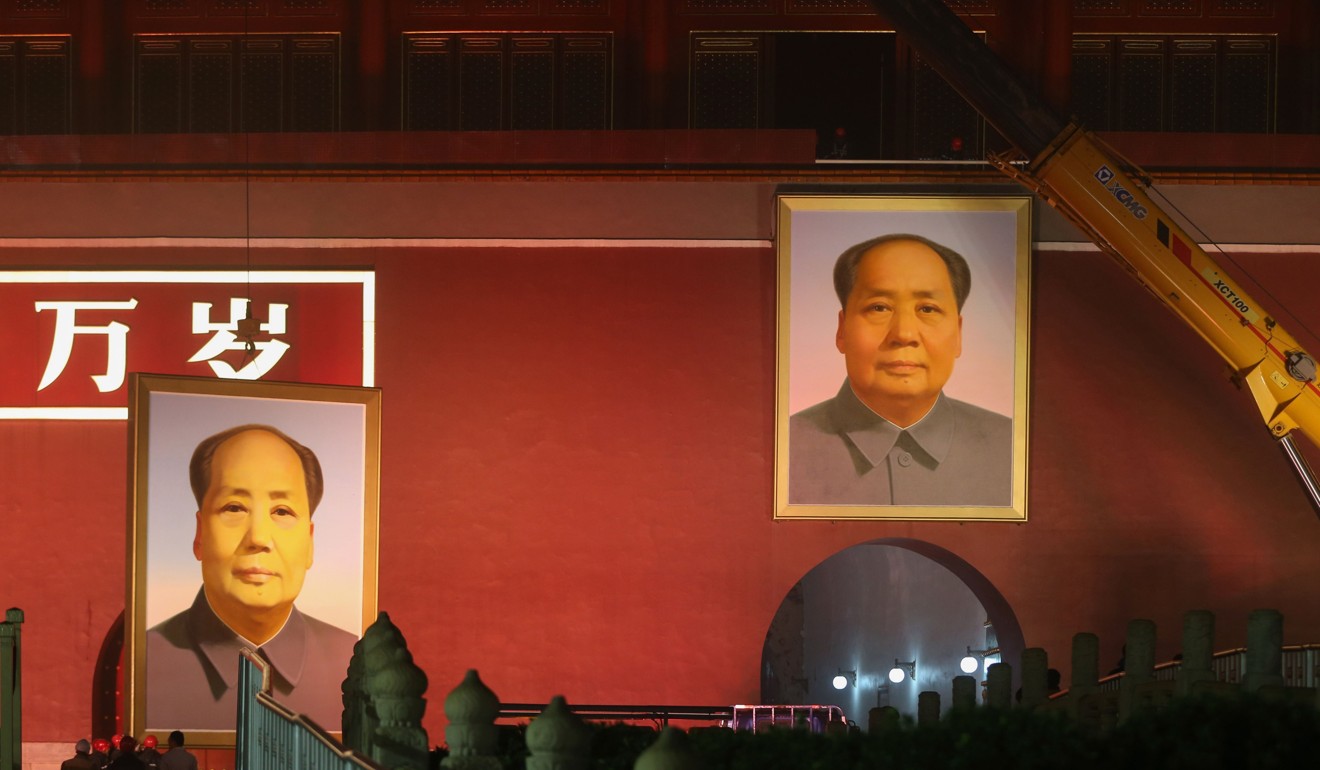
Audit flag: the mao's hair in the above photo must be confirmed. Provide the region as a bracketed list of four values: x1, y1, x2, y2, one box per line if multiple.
[832, 233, 972, 312]
[189, 424, 324, 515]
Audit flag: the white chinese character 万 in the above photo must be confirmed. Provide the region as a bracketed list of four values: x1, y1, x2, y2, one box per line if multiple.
[190, 298, 290, 380]
[35, 299, 140, 392]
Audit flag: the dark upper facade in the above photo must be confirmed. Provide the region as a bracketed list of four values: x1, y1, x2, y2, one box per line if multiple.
[0, 0, 1313, 163]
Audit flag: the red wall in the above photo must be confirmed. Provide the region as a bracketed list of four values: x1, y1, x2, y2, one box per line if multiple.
[6, 219, 1320, 745]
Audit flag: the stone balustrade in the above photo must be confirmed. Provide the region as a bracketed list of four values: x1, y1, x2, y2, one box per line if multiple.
[10, 606, 1315, 770]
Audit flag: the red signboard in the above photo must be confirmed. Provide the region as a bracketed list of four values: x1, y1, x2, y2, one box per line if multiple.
[0, 270, 374, 418]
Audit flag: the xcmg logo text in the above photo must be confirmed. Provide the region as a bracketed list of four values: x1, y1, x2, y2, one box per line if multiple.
[1094, 165, 1148, 220]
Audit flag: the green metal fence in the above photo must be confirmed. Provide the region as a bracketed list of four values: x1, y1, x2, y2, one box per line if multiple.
[235, 649, 380, 770]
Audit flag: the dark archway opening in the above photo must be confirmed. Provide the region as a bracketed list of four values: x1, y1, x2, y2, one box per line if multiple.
[760, 538, 1024, 726]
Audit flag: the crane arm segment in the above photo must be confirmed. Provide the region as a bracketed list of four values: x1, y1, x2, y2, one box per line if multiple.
[867, 0, 1320, 500]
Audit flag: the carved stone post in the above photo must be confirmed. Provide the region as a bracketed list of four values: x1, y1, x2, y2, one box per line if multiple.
[1068, 632, 1099, 721]
[344, 611, 410, 754]
[362, 642, 430, 770]
[342, 635, 365, 747]
[1175, 610, 1216, 696]
[0, 608, 22, 770]
[1118, 619, 1155, 723]
[867, 706, 900, 734]
[917, 691, 940, 726]
[1243, 609, 1284, 692]
[1020, 648, 1048, 709]
[951, 675, 977, 710]
[441, 670, 502, 770]
[634, 727, 699, 770]
[1071, 633, 1099, 691]
[986, 662, 1012, 708]
[526, 696, 591, 770]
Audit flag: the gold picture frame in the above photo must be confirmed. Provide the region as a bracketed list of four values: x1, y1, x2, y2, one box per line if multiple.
[774, 195, 1031, 521]
[125, 373, 381, 746]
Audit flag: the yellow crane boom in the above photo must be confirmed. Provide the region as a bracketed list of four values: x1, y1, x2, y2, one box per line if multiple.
[868, 0, 1320, 507]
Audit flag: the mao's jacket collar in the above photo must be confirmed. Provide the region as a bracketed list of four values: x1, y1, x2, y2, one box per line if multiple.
[186, 588, 309, 693]
[830, 382, 955, 468]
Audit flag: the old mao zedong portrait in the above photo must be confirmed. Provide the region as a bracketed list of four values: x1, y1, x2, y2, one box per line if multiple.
[146, 423, 357, 729]
[789, 234, 1013, 508]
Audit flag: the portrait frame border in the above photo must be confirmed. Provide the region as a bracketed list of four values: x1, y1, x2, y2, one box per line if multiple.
[773, 194, 1032, 521]
[124, 373, 381, 747]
